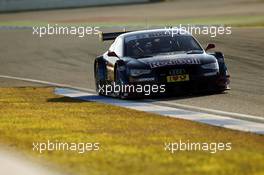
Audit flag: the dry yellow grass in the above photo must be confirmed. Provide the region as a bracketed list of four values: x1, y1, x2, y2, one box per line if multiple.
[0, 87, 263, 175]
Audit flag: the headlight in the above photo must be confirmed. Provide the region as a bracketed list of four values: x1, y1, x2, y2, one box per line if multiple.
[130, 69, 151, 76]
[201, 62, 219, 69]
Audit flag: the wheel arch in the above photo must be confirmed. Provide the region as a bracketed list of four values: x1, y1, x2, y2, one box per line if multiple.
[210, 51, 228, 75]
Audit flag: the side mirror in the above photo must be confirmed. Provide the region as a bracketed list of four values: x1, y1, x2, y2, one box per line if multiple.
[205, 43, 215, 51]
[107, 51, 118, 57]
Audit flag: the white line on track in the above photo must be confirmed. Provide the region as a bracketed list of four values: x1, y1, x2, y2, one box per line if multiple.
[55, 88, 264, 135]
[0, 74, 95, 92]
[0, 74, 263, 124]
[145, 100, 264, 123]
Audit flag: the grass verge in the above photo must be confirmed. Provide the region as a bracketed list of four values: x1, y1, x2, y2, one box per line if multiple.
[0, 87, 263, 175]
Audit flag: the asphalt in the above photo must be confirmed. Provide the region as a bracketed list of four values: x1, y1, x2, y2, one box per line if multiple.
[0, 0, 263, 117]
[1, 0, 263, 24]
[0, 77, 47, 87]
[0, 27, 263, 117]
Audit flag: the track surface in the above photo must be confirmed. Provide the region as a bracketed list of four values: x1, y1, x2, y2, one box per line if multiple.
[0, 0, 263, 25]
[0, 0, 263, 117]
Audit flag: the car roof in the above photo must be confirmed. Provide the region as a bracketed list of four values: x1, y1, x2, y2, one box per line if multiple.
[118, 28, 192, 39]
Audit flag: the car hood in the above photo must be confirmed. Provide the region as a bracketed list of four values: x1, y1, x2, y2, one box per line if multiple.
[124, 53, 217, 69]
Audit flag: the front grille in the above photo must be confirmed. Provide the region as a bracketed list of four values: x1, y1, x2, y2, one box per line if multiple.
[154, 65, 199, 82]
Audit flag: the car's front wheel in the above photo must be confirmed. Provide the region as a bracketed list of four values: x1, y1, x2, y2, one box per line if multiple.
[94, 60, 106, 96]
[114, 63, 131, 99]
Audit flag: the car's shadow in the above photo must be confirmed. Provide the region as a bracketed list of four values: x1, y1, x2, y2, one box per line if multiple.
[47, 96, 87, 103]
[48, 88, 227, 103]
[135, 91, 226, 102]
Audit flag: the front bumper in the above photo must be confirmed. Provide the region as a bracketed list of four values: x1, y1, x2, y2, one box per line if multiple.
[128, 72, 230, 94]
[123, 64, 231, 97]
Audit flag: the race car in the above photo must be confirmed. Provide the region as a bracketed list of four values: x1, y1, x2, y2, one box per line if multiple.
[94, 29, 230, 98]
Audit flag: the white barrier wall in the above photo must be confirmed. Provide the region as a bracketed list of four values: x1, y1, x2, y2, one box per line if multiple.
[0, 0, 151, 12]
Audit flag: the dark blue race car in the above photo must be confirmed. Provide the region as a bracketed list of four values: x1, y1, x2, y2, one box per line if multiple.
[94, 29, 230, 98]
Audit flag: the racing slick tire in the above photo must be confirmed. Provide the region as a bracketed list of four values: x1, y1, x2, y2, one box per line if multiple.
[94, 59, 107, 96]
[114, 62, 130, 99]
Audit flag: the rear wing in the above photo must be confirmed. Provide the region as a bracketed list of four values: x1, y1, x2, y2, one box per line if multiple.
[99, 31, 131, 41]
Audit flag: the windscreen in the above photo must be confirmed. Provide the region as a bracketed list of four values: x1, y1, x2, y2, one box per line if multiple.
[124, 34, 202, 58]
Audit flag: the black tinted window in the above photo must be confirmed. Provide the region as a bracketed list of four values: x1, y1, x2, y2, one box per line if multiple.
[124, 35, 202, 58]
